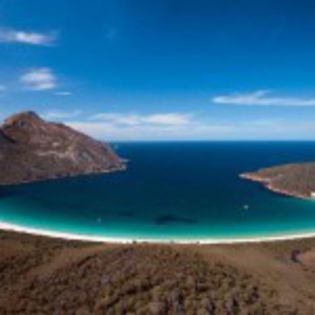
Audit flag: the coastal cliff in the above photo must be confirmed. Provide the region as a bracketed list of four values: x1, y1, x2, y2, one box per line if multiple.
[0, 111, 125, 185]
[241, 163, 315, 199]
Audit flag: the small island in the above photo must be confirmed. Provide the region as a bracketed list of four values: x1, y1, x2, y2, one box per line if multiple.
[241, 163, 315, 199]
[0, 111, 126, 185]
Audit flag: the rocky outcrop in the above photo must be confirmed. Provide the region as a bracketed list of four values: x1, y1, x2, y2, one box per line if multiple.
[241, 163, 315, 199]
[0, 111, 125, 185]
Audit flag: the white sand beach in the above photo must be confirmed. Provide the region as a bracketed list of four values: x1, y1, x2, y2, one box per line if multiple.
[1, 220, 315, 245]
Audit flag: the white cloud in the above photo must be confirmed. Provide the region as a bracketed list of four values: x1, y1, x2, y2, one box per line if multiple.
[212, 90, 315, 106]
[65, 114, 315, 141]
[63, 112, 195, 141]
[0, 28, 57, 46]
[54, 91, 72, 96]
[145, 113, 190, 125]
[65, 112, 237, 141]
[67, 121, 222, 141]
[20, 68, 57, 91]
[89, 112, 191, 126]
[43, 110, 82, 120]
[46, 108, 315, 141]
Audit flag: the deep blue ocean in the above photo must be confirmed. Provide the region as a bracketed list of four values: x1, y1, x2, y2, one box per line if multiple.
[1, 142, 315, 241]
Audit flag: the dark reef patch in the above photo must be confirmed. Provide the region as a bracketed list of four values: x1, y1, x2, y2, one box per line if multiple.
[155, 215, 197, 225]
[118, 211, 134, 217]
[0, 187, 14, 199]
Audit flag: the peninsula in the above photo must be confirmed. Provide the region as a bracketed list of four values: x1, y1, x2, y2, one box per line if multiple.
[0, 111, 125, 185]
[241, 163, 315, 199]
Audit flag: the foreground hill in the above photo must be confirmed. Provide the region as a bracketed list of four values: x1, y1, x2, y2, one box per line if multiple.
[0, 111, 125, 185]
[241, 163, 315, 199]
[0, 231, 315, 314]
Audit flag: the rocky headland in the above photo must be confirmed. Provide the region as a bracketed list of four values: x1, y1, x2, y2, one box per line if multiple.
[241, 163, 315, 199]
[0, 111, 125, 185]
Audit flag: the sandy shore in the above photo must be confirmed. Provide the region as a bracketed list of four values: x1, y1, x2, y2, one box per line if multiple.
[2, 220, 315, 244]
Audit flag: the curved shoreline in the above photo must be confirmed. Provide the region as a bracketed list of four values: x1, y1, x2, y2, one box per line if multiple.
[1, 220, 315, 244]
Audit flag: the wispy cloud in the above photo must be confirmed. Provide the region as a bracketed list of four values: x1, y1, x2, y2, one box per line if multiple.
[0, 28, 57, 46]
[0, 84, 6, 91]
[212, 90, 315, 106]
[64, 112, 315, 141]
[64, 112, 194, 140]
[89, 112, 191, 126]
[20, 68, 57, 91]
[43, 110, 82, 120]
[43, 108, 315, 141]
[54, 91, 72, 96]
[67, 121, 222, 141]
[68, 119, 273, 141]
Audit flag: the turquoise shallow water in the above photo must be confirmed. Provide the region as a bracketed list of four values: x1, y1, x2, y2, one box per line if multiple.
[1, 142, 315, 241]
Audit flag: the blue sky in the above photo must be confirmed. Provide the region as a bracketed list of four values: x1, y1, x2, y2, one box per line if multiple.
[1, 0, 315, 140]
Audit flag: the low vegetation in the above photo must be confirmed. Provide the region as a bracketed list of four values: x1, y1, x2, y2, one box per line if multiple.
[1, 232, 315, 314]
